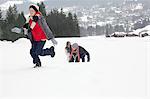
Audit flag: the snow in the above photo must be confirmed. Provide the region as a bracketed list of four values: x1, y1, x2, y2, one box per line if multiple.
[80, 16, 88, 22]
[0, 36, 150, 99]
[112, 32, 127, 36]
[135, 3, 143, 10]
[97, 22, 106, 26]
[131, 3, 143, 11]
[115, 10, 122, 14]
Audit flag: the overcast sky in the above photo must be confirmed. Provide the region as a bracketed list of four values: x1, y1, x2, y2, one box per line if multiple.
[0, 0, 147, 11]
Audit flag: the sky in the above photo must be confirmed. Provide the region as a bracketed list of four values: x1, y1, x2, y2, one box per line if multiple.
[0, 0, 147, 11]
[27, 0, 46, 3]
[0, 0, 46, 10]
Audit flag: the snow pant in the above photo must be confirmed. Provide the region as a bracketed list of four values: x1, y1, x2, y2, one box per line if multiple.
[30, 41, 52, 64]
[69, 56, 80, 62]
[80, 52, 90, 62]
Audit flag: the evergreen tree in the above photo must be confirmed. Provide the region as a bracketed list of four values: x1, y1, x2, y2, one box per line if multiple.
[0, 8, 2, 27]
[105, 24, 113, 37]
[16, 12, 26, 27]
[46, 9, 80, 37]
[0, 8, 2, 39]
[1, 5, 24, 41]
[87, 26, 95, 36]
[46, 9, 60, 36]
[73, 14, 80, 37]
[96, 25, 105, 35]
[67, 12, 74, 36]
[6, 5, 18, 24]
[114, 25, 125, 32]
[0, 8, 2, 21]
[37, 2, 47, 17]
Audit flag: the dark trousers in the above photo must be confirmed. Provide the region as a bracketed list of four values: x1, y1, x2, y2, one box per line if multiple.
[69, 56, 80, 62]
[30, 41, 52, 64]
[69, 56, 85, 62]
[81, 52, 90, 62]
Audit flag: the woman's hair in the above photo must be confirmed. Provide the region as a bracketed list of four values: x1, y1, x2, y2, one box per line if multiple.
[65, 41, 72, 54]
[66, 41, 71, 48]
[29, 5, 38, 12]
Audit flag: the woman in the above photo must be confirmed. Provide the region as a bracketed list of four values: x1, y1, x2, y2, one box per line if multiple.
[23, 4, 57, 68]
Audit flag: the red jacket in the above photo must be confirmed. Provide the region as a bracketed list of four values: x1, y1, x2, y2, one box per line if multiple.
[29, 12, 47, 41]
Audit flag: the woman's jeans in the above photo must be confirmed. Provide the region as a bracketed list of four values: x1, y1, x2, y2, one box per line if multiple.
[30, 41, 52, 64]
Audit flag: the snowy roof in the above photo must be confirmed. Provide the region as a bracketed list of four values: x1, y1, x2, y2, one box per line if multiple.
[129, 25, 150, 35]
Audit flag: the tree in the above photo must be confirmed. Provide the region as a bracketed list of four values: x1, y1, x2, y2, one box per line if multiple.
[6, 5, 18, 24]
[96, 25, 105, 35]
[46, 9, 80, 37]
[0, 8, 3, 39]
[1, 5, 24, 41]
[73, 14, 80, 37]
[105, 24, 113, 36]
[16, 12, 26, 27]
[87, 26, 95, 36]
[37, 2, 47, 17]
[0, 8, 2, 20]
[114, 25, 125, 32]
[67, 12, 74, 36]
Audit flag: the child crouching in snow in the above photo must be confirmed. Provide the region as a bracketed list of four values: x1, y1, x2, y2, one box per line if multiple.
[65, 41, 72, 61]
[23, 4, 57, 68]
[65, 42, 90, 62]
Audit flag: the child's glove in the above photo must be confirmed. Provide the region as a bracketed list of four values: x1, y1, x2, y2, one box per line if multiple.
[11, 27, 22, 34]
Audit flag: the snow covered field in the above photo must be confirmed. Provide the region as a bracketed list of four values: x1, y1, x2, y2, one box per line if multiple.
[0, 36, 150, 99]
